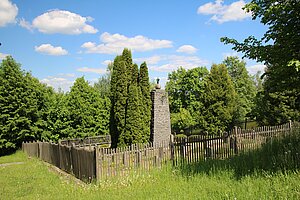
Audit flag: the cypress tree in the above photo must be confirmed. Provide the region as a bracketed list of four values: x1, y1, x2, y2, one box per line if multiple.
[139, 62, 151, 142]
[109, 49, 151, 147]
[119, 83, 142, 146]
[122, 48, 133, 85]
[110, 56, 122, 147]
[111, 60, 127, 147]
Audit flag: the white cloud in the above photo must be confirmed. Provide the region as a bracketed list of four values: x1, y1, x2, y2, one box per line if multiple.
[102, 60, 112, 65]
[81, 32, 173, 54]
[197, 0, 251, 23]
[0, 52, 10, 60]
[149, 55, 209, 72]
[77, 67, 106, 74]
[40, 76, 74, 92]
[134, 55, 162, 65]
[176, 45, 198, 54]
[57, 73, 75, 77]
[31, 10, 98, 34]
[247, 64, 266, 75]
[222, 51, 240, 59]
[19, 18, 33, 31]
[0, 0, 18, 27]
[35, 44, 68, 56]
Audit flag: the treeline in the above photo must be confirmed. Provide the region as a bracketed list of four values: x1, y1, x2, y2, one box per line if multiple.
[0, 49, 151, 155]
[168, 0, 300, 134]
[0, 57, 111, 155]
[166, 57, 258, 134]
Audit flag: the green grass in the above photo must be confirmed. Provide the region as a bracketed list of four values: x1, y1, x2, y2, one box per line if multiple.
[1, 151, 300, 199]
[0, 150, 26, 164]
[1, 129, 300, 199]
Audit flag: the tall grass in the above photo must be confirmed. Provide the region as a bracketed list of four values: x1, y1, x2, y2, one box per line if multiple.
[178, 128, 300, 178]
[1, 129, 300, 199]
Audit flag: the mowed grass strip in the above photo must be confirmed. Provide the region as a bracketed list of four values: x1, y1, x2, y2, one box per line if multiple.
[1, 151, 300, 200]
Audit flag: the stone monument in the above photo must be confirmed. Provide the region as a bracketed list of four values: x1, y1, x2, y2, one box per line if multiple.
[150, 78, 172, 145]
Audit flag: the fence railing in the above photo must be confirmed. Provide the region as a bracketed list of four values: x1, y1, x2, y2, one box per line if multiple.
[22, 141, 96, 183]
[171, 121, 298, 164]
[59, 135, 111, 147]
[22, 121, 299, 182]
[95, 142, 170, 179]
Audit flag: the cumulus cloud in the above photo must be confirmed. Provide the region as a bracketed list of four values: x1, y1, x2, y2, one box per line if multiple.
[35, 44, 68, 56]
[0, 52, 10, 60]
[149, 55, 209, 72]
[247, 64, 266, 75]
[134, 55, 162, 65]
[77, 67, 106, 74]
[40, 76, 74, 92]
[81, 32, 173, 54]
[102, 60, 112, 65]
[176, 45, 198, 54]
[197, 0, 251, 23]
[0, 0, 18, 27]
[29, 10, 98, 34]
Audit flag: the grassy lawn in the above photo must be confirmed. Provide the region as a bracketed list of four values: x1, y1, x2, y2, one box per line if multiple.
[1, 150, 300, 199]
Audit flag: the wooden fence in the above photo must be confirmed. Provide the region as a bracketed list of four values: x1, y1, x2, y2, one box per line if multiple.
[22, 138, 101, 183]
[22, 122, 299, 182]
[95, 142, 170, 179]
[59, 135, 111, 147]
[171, 121, 299, 164]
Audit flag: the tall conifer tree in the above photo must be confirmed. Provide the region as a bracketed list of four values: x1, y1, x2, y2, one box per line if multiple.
[139, 62, 151, 142]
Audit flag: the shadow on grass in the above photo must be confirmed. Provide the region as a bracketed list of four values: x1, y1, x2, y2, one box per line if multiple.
[176, 129, 300, 179]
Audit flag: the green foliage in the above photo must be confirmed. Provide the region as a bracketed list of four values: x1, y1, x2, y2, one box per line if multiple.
[203, 64, 236, 133]
[166, 67, 209, 131]
[110, 49, 151, 147]
[171, 108, 196, 134]
[94, 62, 112, 98]
[223, 56, 257, 124]
[0, 57, 52, 155]
[221, 0, 300, 125]
[139, 62, 151, 142]
[66, 77, 110, 139]
[42, 91, 71, 142]
[119, 84, 143, 146]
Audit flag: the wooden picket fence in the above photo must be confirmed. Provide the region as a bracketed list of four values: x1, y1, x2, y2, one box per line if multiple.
[171, 121, 299, 164]
[22, 121, 299, 182]
[95, 142, 170, 179]
[22, 138, 101, 183]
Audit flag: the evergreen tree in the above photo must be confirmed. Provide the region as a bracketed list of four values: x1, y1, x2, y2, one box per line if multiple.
[0, 57, 52, 155]
[109, 49, 151, 147]
[223, 56, 256, 125]
[66, 77, 110, 138]
[42, 91, 72, 142]
[138, 62, 151, 142]
[119, 83, 142, 146]
[203, 64, 236, 134]
[122, 48, 133, 85]
[111, 60, 127, 147]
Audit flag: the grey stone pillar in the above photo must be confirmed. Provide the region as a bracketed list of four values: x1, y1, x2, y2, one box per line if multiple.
[150, 88, 171, 145]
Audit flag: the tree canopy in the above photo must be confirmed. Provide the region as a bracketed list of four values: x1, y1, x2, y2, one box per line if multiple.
[221, 0, 300, 124]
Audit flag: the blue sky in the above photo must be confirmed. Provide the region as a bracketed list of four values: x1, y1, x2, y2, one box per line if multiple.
[0, 0, 266, 91]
